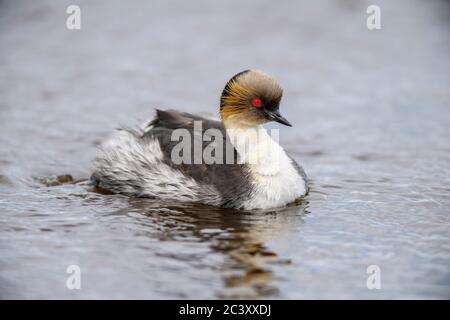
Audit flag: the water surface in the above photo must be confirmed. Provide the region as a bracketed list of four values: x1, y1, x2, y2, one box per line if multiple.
[0, 0, 449, 299]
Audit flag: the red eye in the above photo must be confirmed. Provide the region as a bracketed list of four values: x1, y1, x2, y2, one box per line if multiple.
[252, 98, 262, 107]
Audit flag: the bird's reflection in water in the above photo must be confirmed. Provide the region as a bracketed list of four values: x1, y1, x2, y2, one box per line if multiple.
[116, 198, 308, 298]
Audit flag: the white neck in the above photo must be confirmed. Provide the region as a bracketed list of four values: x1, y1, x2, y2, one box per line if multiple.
[224, 123, 307, 209]
[225, 124, 283, 175]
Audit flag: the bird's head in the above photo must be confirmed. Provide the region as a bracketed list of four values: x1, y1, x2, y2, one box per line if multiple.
[220, 70, 290, 128]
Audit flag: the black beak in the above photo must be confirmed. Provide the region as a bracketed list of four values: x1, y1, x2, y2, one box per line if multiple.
[265, 110, 292, 127]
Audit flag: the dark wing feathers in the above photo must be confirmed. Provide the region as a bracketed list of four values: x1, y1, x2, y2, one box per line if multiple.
[144, 109, 253, 208]
[146, 109, 221, 131]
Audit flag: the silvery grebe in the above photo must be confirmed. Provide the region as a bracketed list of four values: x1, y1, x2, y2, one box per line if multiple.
[91, 70, 308, 209]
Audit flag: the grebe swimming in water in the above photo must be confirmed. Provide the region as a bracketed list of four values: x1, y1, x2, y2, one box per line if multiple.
[91, 70, 308, 210]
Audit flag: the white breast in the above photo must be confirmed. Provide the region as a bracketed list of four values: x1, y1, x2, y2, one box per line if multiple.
[226, 126, 307, 210]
